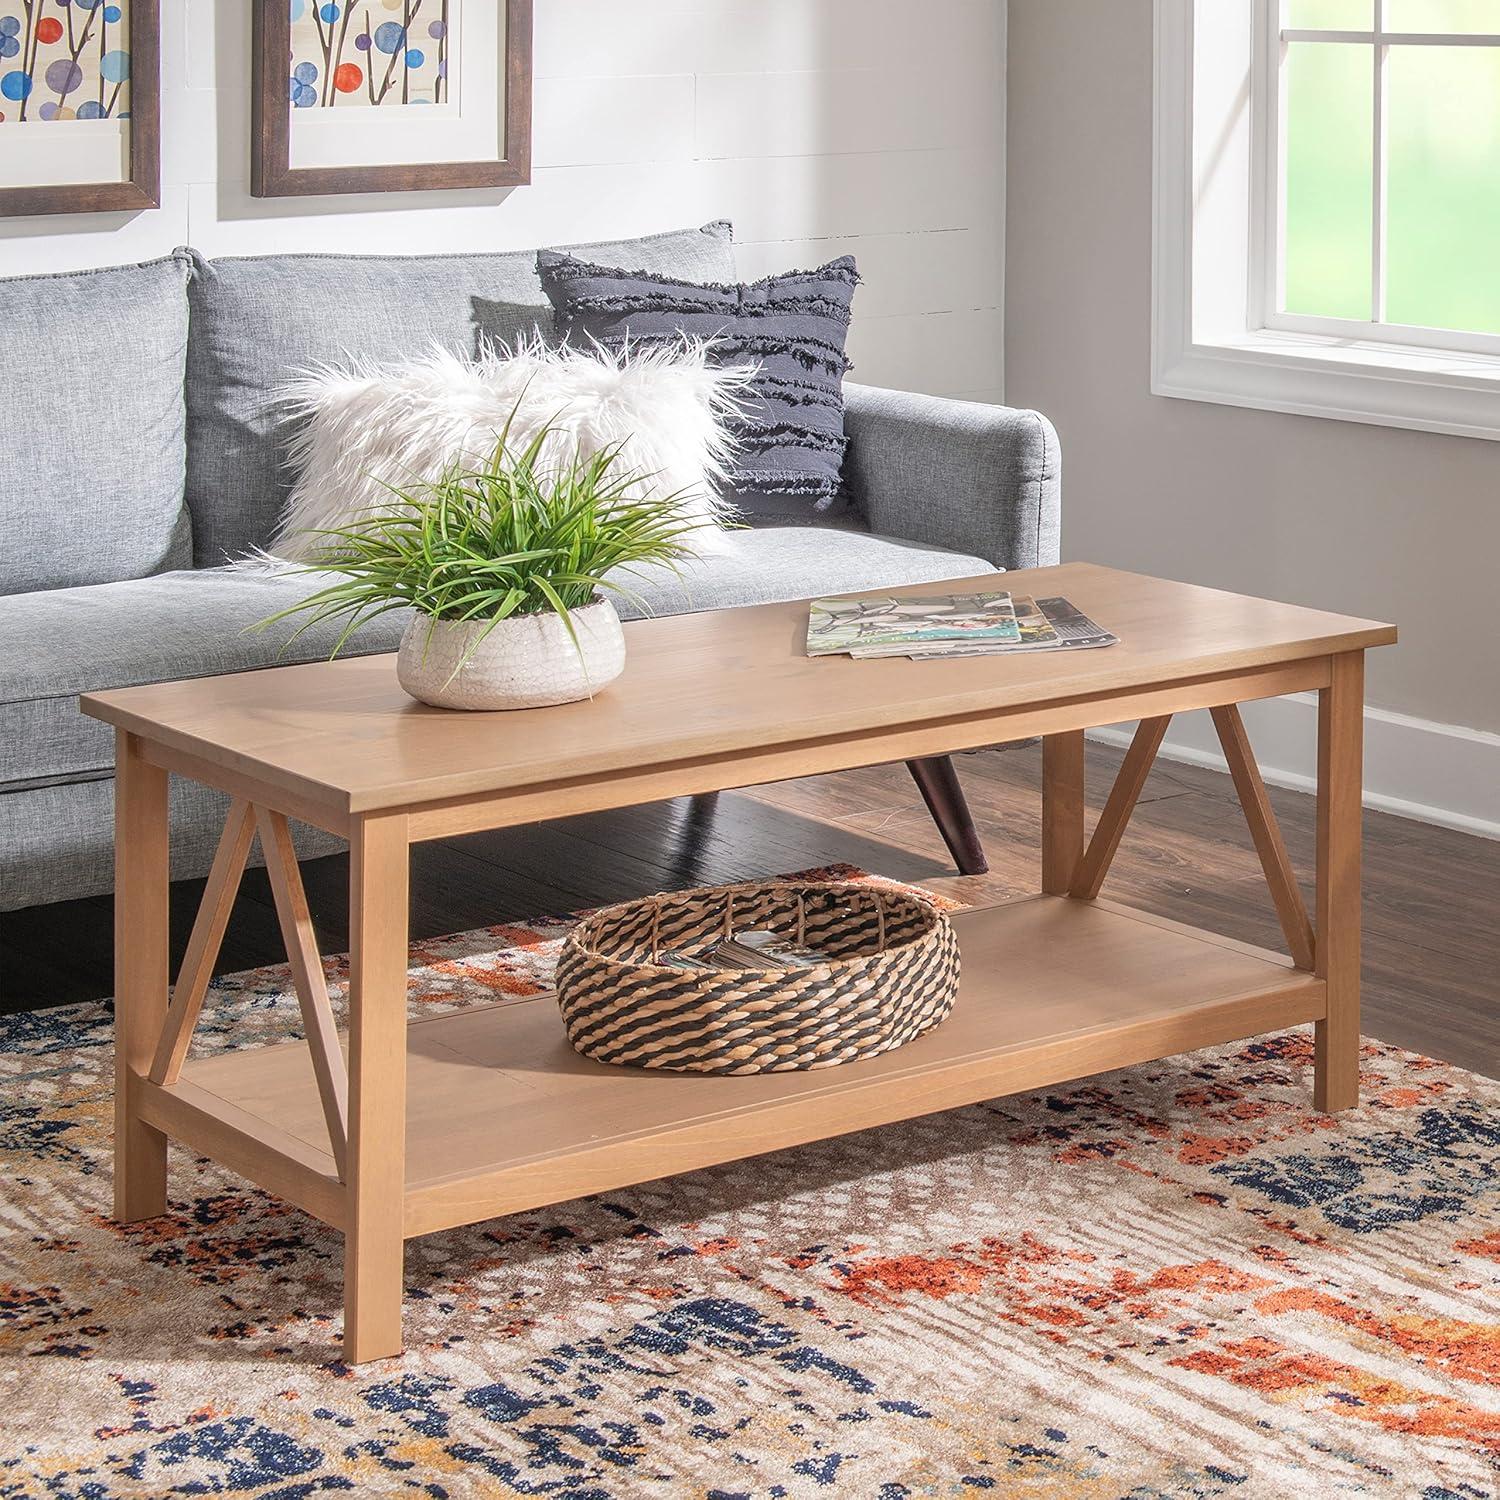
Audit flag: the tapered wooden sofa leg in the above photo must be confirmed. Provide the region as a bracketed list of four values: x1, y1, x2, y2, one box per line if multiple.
[907, 755, 989, 875]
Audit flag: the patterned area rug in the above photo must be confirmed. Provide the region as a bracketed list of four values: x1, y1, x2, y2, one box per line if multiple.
[2, 868, 1497, 1499]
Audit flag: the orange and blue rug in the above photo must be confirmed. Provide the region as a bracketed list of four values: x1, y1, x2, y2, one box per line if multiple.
[1, 870, 1497, 1497]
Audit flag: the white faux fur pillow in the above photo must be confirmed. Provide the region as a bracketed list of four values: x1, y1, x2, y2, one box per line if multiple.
[269, 339, 754, 562]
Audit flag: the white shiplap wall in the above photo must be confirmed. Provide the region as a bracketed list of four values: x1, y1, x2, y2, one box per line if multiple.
[0, 0, 1006, 404]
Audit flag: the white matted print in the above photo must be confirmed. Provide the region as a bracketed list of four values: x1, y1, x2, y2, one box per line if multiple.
[287, 0, 504, 171]
[0, 0, 155, 211]
[288, 0, 454, 110]
[0, 0, 132, 191]
[254, 0, 527, 196]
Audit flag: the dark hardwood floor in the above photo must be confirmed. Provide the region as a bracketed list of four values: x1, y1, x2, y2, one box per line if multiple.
[3, 742, 1496, 1076]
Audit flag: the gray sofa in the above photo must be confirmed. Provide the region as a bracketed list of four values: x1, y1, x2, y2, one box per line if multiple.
[0, 221, 1059, 913]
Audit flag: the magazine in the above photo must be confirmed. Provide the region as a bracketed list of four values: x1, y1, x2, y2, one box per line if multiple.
[844, 596, 1117, 660]
[853, 594, 1058, 657]
[1033, 596, 1117, 649]
[806, 592, 1020, 655]
[1010, 594, 1061, 647]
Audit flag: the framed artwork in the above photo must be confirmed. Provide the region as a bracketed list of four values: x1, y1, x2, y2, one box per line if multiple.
[252, 0, 533, 198]
[0, 0, 159, 216]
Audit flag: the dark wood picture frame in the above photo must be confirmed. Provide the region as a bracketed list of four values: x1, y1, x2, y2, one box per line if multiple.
[0, 0, 160, 217]
[252, 0, 533, 198]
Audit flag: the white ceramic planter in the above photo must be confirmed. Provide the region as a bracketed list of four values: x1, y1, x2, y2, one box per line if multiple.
[396, 598, 627, 711]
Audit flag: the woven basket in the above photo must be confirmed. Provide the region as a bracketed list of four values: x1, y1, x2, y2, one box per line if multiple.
[554, 880, 961, 1075]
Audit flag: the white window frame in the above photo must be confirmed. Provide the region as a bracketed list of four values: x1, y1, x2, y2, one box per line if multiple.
[1154, 0, 1500, 441]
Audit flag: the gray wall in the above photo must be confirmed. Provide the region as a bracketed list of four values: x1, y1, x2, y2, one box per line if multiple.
[1005, 0, 1500, 734]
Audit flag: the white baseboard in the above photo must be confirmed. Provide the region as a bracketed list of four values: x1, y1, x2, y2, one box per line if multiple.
[1089, 697, 1500, 842]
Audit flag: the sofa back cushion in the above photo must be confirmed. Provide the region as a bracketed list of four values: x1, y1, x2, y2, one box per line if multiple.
[184, 222, 737, 567]
[0, 252, 192, 597]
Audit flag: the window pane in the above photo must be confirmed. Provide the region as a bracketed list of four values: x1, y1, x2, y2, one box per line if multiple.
[1285, 0, 1373, 27]
[1283, 42, 1372, 319]
[1386, 45, 1500, 333]
[1384, 0, 1500, 31]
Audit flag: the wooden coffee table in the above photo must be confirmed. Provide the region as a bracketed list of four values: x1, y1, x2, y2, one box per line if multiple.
[82, 561, 1395, 1363]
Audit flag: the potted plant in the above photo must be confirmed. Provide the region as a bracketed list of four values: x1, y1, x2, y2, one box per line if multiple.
[258, 422, 702, 711]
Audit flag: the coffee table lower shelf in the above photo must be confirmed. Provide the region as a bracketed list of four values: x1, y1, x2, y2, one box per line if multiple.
[134, 893, 1325, 1241]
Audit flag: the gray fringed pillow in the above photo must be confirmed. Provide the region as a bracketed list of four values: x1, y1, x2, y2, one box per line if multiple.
[536, 251, 860, 521]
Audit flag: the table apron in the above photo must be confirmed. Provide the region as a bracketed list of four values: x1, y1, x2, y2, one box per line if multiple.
[404, 657, 1333, 841]
[133, 657, 1333, 842]
[142, 740, 351, 838]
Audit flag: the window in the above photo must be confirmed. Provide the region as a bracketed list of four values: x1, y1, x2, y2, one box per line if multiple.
[1267, 1, 1500, 351]
[1153, 0, 1500, 440]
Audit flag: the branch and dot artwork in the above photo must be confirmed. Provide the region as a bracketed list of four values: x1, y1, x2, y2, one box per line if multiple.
[289, 0, 454, 110]
[0, 0, 130, 124]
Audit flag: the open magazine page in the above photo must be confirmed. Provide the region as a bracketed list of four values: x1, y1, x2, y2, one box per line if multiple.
[807, 593, 1020, 655]
[846, 596, 1118, 659]
[1009, 596, 1059, 646]
[1033, 597, 1117, 648]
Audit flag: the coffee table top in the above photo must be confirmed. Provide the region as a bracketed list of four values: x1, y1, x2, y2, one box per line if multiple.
[82, 562, 1396, 816]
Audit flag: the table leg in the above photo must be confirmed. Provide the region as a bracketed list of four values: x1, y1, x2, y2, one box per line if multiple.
[343, 811, 411, 1364]
[1315, 651, 1365, 1112]
[1041, 731, 1085, 895]
[114, 730, 171, 1222]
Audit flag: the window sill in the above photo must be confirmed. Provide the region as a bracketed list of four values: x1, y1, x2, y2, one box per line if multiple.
[1153, 327, 1500, 442]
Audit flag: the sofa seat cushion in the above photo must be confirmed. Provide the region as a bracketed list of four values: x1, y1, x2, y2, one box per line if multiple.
[0, 569, 412, 792]
[621, 525, 996, 619]
[1, 529, 996, 792]
[185, 222, 738, 570]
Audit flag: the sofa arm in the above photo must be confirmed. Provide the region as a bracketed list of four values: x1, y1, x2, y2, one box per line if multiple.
[841, 384, 1061, 570]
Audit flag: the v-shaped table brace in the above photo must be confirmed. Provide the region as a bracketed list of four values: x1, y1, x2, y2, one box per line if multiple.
[148, 799, 350, 1178]
[1066, 709, 1316, 971]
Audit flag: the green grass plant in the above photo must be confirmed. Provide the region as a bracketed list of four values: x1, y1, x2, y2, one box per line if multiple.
[256, 418, 705, 668]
